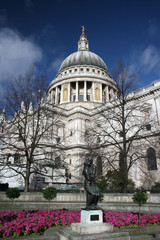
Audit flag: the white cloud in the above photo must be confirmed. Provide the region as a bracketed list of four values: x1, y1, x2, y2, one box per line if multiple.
[148, 19, 159, 37]
[49, 57, 64, 72]
[129, 44, 160, 77]
[140, 45, 160, 72]
[128, 64, 137, 75]
[0, 28, 42, 85]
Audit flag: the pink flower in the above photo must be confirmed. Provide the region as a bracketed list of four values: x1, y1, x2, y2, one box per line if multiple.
[0, 209, 160, 237]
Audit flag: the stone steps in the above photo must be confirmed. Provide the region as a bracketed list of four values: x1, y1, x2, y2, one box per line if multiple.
[130, 234, 155, 240]
[3, 225, 160, 240]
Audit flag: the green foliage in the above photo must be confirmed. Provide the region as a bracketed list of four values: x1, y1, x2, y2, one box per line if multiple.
[99, 192, 104, 202]
[97, 170, 135, 193]
[96, 177, 105, 202]
[43, 187, 57, 201]
[105, 170, 123, 191]
[96, 177, 107, 191]
[132, 191, 148, 206]
[127, 179, 135, 192]
[151, 182, 160, 192]
[6, 188, 20, 200]
[105, 170, 135, 192]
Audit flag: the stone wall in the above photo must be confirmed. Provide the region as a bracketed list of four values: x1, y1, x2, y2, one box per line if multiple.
[0, 192, 160, 213]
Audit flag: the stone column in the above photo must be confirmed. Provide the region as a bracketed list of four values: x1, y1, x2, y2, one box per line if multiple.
[68, 82, 71, 102]
[60, 85, 63, 103]
[76, 81, 79, 101]
[111, 88, 114, 100]
[49, 91, 51, 102]
[92, 82, 95, 101]
[55, 87, 58, 104]
[106, 85, 109, 102]
[84, 81, 87, 101]
[51, 90, 53, 104]
[154, 97, 160, 125]
[100, 83, 102, 102]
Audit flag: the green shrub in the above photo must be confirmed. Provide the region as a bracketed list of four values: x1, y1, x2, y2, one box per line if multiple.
[99, 192, 104, 202]
[43, 187, 57, 201]
[152, 182, 160, 189]
[97, 177, 107, 191]
[151, 182, 160, 192]
[132, 191, 148, 206]
[127, 179, 135, 192]
[105, 170, 123, 191]
[97, 170, 135, 193]
[132, 191, 148, 224]
[6, 188, 20, 200]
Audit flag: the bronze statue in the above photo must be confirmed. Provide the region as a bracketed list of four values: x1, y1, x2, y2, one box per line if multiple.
[82, 156, 101, 210]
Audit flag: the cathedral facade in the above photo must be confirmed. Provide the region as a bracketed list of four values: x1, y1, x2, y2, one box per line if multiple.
[0, 28, 160, 190]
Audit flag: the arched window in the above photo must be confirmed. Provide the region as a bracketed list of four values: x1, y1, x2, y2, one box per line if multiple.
[97, 136, 100, 144]
[63, 85, 68, 102]
[95, 87, 100, 101]
[96, 156, 102, 176]
[14, 154, 20, 164]
[55, 156, 60, 168]
[147, 147, 157, 171]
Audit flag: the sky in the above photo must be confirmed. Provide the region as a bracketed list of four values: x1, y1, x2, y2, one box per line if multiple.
[0, 0, 160, 96]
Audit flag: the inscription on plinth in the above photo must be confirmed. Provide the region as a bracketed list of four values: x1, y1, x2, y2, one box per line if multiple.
[91, 214, 99, 221]
[81, 210, 103, 224]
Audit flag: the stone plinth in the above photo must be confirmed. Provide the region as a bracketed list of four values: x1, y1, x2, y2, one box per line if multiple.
[58, 227, 130, 240]
[81, 210, 103, 224]
[71, 222, 113, 234]
[71, 210, 113, 234]
[57, 210, 129, 239]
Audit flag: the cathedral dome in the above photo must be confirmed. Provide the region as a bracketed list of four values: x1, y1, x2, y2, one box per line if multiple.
[59, 50, 108, 72]
[47, 27, 118, 108]
[58, 27, 108, 73]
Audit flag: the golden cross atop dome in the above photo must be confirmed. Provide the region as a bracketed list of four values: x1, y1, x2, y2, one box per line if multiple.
[81, 25, 85, 36]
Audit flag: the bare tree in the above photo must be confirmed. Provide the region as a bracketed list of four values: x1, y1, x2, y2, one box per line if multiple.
[89, 61, 157, 192]
[0, 70, 67, 192]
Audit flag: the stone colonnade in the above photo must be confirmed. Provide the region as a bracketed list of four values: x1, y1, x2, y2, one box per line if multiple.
[49, 81, 117, 104]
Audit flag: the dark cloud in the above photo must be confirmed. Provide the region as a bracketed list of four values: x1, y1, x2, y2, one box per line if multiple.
[24, 0, 34, 8]
[0, 9, 8, 26]
[148, 19, 159, 37]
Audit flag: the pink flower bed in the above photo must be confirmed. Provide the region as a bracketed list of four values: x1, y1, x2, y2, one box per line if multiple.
[103, 210, 160, 228]
[0, 209, 80, 237]
[0, 209, 160, 238]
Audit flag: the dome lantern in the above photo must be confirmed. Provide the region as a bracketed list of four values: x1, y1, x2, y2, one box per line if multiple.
[78, 26, 89, 51]
[58, 27, 108, 73]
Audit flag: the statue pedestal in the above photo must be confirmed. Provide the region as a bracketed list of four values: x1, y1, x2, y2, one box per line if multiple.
[71, 210, 113, 234]
[81, 209, 103, 224]
[57, 210, 130, 239]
